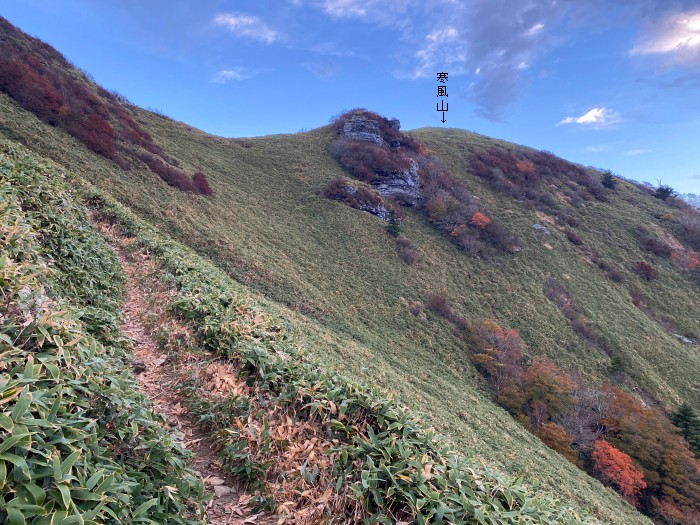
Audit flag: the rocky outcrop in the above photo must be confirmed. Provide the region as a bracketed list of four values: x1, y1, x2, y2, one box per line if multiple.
[674, 333, 694, 345]
[337, 112, 421, 205]
[533, 223, 550, 235]
[341, 184, 390, 220]
[342, 114, 386, 145]
[324, 177, 392, 221]
[373, 159, 421, 207]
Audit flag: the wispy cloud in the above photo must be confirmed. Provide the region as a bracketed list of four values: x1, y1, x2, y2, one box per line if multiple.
[214, 13, 279, 44]
[413, 0, 556, 120]
[297, 1, 700, 120]
[321, 0, 370, 17]
[631, 10, 700, 65]
[413, 27, 466, 79]
[210, 68, 251, 83]
[623, 148, 653, 156]
[312, 0, 412, 19]
[557, 107, 621, 127]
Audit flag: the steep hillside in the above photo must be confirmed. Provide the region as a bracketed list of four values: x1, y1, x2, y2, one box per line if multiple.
[0, 141, 207, 523]
[2, 16, 700, 525]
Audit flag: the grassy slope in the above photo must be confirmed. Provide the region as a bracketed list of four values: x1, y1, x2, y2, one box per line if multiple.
[0, 140, 205, 523]
[5, 91, 700, 523]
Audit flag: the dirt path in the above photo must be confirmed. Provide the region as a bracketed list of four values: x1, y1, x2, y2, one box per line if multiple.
[97, 221, 271, 525]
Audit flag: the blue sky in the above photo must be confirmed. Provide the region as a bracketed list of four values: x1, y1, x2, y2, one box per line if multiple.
[3, 0, 700, 192]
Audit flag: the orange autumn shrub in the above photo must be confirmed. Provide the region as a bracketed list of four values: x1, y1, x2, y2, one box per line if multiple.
[469, 211, 491, 229]
[591, 440, 646, 505]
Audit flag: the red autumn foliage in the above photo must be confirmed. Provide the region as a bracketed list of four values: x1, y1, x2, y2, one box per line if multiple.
[602, 386, 700, 514]
[670, 250, 700, 271]
[138, 152, 193, 191]
[330, 109, 423, 152]
[192, 171, 213, 196]
[591, 440, 647, 505]
[449, 224, 466, 237]
[425, 294, 453, 318]
[640, 237, 674, 257]
[329, 110, 519, 257]
[635, 261, 658, 280]
[71, 114, 117, 159]
[469, 146, 608, 215]
[323, 177, 391, 217]
[0, 17, 205, 192]
[516, 159, 535, 174]
[330, 139, 413, 182]
[469, 211, 491, 229]
[465, 316, 700, 519]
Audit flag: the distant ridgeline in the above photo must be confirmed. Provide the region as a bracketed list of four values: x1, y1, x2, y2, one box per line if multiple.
[325, 109, 520, 259]
[0, 16, 212, 195]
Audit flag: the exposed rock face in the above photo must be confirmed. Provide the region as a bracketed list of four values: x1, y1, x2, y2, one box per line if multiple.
[343, 115, 386, 145]
[336, 184, 390, 221]
[340, 113, 421, 205]
[674, 333, 694, 345]
[373, 159, 421, 206]
[533, 223, 550, 235]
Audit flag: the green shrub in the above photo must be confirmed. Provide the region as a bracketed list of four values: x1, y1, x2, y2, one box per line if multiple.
[0, 140, 205, 525]
[601, 171, 617, 189]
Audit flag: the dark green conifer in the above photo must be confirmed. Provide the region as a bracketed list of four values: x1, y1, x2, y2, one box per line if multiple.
[671, 402, 700, 455]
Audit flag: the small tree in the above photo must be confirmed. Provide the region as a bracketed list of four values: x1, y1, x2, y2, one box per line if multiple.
[386, 209, 401, 237]
[601, 171, 617, 189]
[654, 183, 676, 201]
[535, 422, 579, 464]
[591, 440, 646, 505]
[670, 403, 700, 455]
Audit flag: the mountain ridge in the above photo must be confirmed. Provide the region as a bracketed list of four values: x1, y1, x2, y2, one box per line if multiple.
[1, 15, 700, 524]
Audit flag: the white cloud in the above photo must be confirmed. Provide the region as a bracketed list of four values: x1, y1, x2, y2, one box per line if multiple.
[413, 27, 466, 79]
[631, 10, 700, 65]
[214, 13, 279, 44]
[211, 68, 251, 83]
[623, 148, 653, 156]
[557, 107, 620, 127]
[525, 22, 545, 37]
[321, 0, 369, 17]
[312, 0, 411, 19]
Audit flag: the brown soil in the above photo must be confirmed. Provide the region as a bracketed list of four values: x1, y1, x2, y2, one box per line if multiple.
[95, 218, 273, 525]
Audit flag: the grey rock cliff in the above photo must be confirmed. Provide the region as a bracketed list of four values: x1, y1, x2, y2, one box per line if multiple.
[373, 159, 421, 206]
[337, 184, 390, 221]
[343, 115, 386, 145]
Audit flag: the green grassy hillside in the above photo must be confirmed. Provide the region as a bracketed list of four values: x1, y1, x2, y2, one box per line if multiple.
[5, 91, 686, 523]
[2, 19, 699, 523]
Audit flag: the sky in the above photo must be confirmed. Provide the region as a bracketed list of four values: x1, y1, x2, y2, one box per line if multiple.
[2, 0, 700, 193]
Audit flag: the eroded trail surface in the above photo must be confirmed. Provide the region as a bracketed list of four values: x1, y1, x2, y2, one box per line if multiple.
[97, 221, 272, 525]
